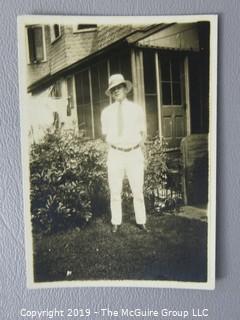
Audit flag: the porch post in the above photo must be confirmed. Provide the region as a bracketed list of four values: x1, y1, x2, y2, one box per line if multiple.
[131, 48, 146, 128]
[131, 48, 138, 102]
[138, 50, 146, 115]
[155, 52, 163, 141]
[107, 59, 112, 104]
[184, 56, 191, 136]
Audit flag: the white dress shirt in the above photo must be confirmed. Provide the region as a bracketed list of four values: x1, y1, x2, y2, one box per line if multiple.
[101, 98, 146, 148]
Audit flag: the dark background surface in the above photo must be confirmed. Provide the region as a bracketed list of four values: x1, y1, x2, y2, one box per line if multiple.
[0, 0, 239, 319]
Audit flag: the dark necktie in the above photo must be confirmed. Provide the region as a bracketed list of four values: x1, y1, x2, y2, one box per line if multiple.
[117, 102, 123, 137]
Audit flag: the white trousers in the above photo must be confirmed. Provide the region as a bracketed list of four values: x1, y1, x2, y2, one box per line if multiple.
[107, 147, 147, 225]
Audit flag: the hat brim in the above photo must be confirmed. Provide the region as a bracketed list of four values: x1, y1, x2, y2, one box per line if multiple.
[105, 80, 132, 96]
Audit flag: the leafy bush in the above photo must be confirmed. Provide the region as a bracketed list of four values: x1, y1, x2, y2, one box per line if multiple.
[30, 130, 109, 234]
[144, 137, 168, 191]
[143, 137, 168, 211]
[30, 131, 168, 234]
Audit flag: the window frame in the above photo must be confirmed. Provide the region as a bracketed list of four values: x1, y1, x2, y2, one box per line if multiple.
[49, 80, 62, 99]
[50, 24, 62, 44]
[72, 24, 97, 33]
[159, 55, 184, 107]
[25, 24, 47, 64]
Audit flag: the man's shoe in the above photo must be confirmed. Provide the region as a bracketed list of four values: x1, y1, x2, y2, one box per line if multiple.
[112, 225, 119, 233]
[137, 224, 149, 232]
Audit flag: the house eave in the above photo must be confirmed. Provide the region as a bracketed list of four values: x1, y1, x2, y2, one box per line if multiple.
[134, 43, 199, 52]
[28, 23, 180, 94]
[27, 40, 128, 93]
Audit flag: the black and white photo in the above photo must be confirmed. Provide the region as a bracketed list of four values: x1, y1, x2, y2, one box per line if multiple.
[18, 15, 217, 289]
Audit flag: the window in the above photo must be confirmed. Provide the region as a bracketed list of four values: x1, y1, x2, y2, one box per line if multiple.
[49, 81, 62, 98]
[26, 25, 46, 64]
[73, 24, 97, 33]
[50, 24, 61, 43]
[74, 60, 110, 138]
[159, 56, 183, 105]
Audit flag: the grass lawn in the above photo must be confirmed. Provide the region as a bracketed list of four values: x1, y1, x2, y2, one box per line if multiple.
[33, 212, 207, 283]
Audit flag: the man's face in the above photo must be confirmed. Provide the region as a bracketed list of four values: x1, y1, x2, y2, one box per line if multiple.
[110, 84, 127, 102]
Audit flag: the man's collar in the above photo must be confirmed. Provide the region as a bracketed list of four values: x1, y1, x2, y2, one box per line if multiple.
[115, 98, 128, 105]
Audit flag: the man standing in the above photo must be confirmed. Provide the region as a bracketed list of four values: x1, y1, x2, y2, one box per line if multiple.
[101, 74, 148, 233]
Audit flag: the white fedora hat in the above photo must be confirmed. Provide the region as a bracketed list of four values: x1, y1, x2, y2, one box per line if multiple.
[105, 74, 132, 96]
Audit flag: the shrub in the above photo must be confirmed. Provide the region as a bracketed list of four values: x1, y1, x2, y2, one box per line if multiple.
[30, 129, 109, 234]
[143, 136, 168, 211]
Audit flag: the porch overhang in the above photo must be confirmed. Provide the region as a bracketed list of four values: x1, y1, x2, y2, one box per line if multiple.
[28, 23, 200, 93]
[27, 40, 130, 94]
[133, 23, 200, 52]
[27, 24, 173, 93]
[132, 43, 199, 52]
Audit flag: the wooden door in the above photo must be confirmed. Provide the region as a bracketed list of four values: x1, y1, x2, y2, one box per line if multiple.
[159, 55, 187, 149]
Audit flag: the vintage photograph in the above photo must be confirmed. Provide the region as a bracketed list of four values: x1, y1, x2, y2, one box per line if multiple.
[18, 15, 217, 289]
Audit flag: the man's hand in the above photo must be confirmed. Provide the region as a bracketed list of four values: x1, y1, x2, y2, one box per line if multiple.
[140, 131, 147, 150]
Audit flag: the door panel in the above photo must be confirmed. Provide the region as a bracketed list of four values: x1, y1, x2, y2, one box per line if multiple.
[176, 115, 185, 137]
[163, 116, 172, 138]
[159, 55, 186, 149]
[162, 106, 186, 148]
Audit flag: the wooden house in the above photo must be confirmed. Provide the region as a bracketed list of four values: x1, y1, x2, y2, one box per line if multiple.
[24, 21, 211, 204]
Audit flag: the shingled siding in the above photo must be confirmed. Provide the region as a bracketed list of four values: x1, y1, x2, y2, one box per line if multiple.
[27, 24, 140, 88]
[27, 60, 50, 87]
[47, 25, 68, 75]
[95, 25, 134, 51]
[65, 25, 136, 66]
[26, 25, 51, 87]
[65, 26, 97, 66]
[26, 25, 68, 87]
